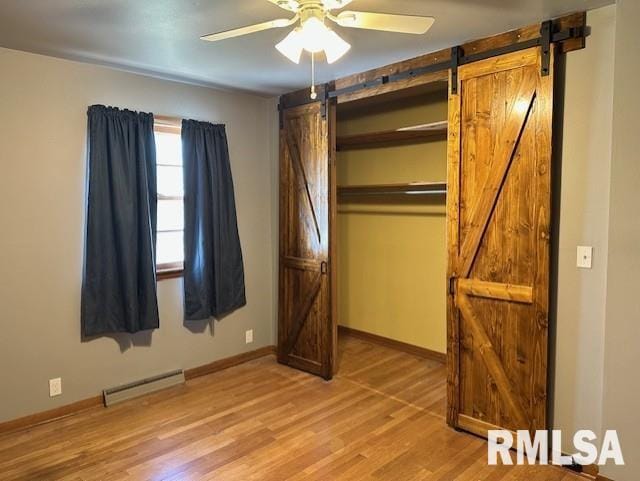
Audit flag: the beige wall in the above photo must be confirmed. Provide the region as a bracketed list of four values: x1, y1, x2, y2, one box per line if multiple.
[0, 47, 277, 423]
[552, 4, 615, 452]
[336, 93, 448, 353]
[601, 0, 640, 479]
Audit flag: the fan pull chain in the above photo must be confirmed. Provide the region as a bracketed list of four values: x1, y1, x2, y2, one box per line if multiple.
[310, 52, 317, 100]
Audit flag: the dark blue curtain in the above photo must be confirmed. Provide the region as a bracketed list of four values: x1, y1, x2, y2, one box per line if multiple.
[81, 105, 159, 336]
[182, 120, 246, 320]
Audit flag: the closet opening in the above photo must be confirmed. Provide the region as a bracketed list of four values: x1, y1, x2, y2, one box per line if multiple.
[332, 81, 450, 412]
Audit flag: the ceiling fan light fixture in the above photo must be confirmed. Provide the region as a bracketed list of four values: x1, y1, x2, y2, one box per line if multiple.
[299, 16, 329, 53]
[275, 28, 304, 63]
[323, 30, 350, 63]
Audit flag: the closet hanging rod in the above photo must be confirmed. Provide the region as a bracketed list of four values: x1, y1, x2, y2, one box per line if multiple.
[338, 182, 447, 196]
[339, 190, 447, 196]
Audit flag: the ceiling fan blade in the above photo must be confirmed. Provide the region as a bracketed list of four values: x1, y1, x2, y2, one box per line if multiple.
[201, 17, 297, 42]
[268, 0, 300, 12]
[322, 0, 354, 9]
[334, 11, 435, 34]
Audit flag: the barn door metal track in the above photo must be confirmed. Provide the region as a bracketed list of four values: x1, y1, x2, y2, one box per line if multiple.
[279, 20, 587, 110]
[325, 23, 586, 101]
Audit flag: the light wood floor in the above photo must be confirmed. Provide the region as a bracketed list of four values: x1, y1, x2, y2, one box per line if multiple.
[0, 336, 583, 481]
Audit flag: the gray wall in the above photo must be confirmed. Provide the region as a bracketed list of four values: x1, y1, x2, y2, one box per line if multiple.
[2, 10, 639, 480]
[601, 0, 640, 479]
[0, 47, 277, 423]
[552, 5, 615, 451]
[549, 4, 640, 478]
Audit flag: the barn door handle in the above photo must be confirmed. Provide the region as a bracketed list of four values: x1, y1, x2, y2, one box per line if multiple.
[320, 261, 328, 274]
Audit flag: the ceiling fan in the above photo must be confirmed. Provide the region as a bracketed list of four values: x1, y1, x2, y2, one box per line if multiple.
[201, 0, 435, 97]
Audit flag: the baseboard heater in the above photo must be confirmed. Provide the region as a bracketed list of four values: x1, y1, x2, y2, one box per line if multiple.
[103, 369, 185, 406]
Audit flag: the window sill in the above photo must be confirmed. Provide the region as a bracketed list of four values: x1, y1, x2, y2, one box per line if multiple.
[157, 268, 183, 281]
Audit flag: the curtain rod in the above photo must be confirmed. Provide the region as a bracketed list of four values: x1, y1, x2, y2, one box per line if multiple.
[154, 115, 226, 128]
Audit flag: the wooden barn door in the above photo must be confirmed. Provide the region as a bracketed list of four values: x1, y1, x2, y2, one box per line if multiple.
[278, 101, 335, 380]
[447, 47, 553, 436]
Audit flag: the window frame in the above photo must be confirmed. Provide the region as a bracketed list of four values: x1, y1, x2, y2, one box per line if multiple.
[154, 116, 185, 281]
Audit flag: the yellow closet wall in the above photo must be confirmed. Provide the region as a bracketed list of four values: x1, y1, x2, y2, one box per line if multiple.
[337, 92, 448, 353]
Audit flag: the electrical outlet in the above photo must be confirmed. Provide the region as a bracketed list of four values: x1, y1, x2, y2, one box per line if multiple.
[49, 378, 62, 397]
[245, 329, 254, 344]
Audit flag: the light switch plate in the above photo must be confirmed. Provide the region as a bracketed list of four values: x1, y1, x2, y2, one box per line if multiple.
[49, 378, 62, 397]
[577, 246, 593, 269]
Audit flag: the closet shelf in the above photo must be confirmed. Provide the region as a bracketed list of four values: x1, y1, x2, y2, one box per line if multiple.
[336, 121, 447, 151]
[337, 182, 447, 196]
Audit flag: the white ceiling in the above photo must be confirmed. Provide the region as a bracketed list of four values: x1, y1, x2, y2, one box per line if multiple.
[0, 0, 614, 96]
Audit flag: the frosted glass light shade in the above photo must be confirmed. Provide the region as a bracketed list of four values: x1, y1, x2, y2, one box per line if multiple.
[276, 29, 304, 63]
[299, 16, 328, 53]
[324, 30, 351, 63]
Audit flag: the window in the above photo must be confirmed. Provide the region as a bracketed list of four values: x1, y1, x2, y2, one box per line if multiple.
[154, 119, 184, 279]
